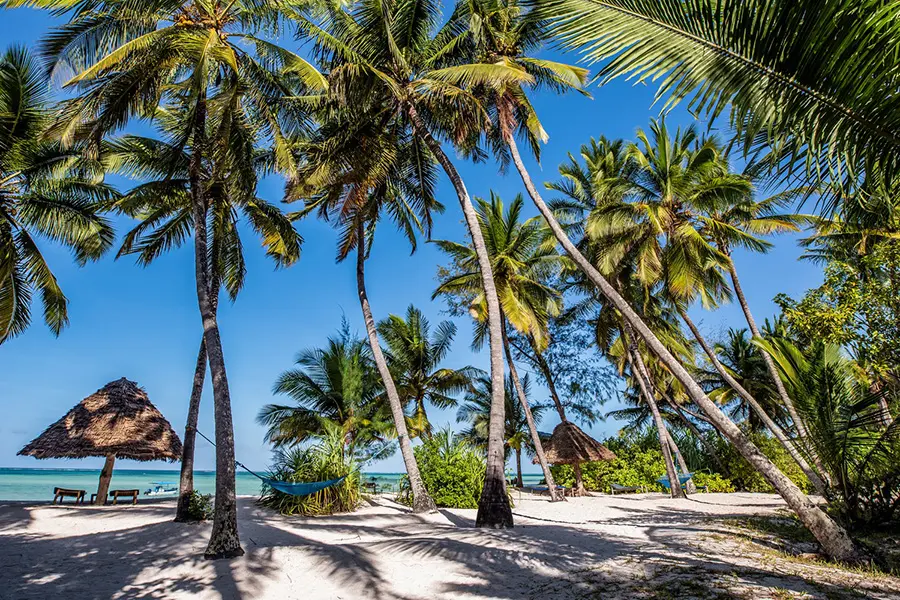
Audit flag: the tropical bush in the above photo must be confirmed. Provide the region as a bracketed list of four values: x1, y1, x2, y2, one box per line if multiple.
[692, 472, 735, 493]
[716, 431, 811, 494]
[259, 424, 361, 516]
[407, 430, 485, 509]
[551, 444, 668, 493]
[184, 491, 214, 521]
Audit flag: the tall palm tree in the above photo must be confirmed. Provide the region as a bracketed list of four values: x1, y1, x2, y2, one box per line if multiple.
[0, 46, 114, 343]
[457, 373, 547, 487]
[258, 323, 394, 460]
[29, 0, 326, 557]
[104, 116, 302, 521]
[434, 192, 564, 500]
[378, 305, 480, 438]
[545, 129, 861, 559]
[297, 0, 538, 526]
[534, 0, 900, 197]
[289, 104, 442, 512]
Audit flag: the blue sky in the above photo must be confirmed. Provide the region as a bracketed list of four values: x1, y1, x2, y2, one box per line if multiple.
[0, 7, 825, 473]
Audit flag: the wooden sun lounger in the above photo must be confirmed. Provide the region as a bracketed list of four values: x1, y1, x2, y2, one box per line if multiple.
[53, 487, 86, 504]
[109, 489, 140, 505]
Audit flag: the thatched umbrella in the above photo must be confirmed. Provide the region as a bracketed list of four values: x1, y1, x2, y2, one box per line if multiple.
[19, 378, 182, 504]
[534, 422, 616, 496]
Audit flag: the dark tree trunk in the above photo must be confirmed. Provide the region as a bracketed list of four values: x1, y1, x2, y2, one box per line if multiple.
[356, 222, 435, 512]
[176, 337, 206, 522]
[95, 454, 115, 505]
[503, 130, 862, 561]
[679, 309, 827, 495]
[515, 448, 523, 488]
[502, 324, 561, 501]
[188, 95, 242, 559]
[407, 104, 511, 528]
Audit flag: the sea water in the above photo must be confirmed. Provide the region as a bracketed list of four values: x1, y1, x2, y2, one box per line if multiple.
[0, 468, 546, 501]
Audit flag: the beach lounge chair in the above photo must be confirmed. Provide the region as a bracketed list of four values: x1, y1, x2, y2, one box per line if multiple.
[53, 487, 86, 504]
[526, 484, 570, 497]
[610, 483, 645, 495]
[109, 489, 140, 505]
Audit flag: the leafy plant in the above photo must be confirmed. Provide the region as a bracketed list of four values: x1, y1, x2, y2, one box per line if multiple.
[408, 429, 486, 509]
[259, 423, 361, 516]
[551, 444, 668, 493]
[184, 490, 214, 521]
[692, 472, 735, 493]
[716, 431, 812, 494]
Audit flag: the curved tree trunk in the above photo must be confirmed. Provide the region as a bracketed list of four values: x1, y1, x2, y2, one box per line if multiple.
[188, 96, 242, 559]
[176, 337, 206, 521]
[407, 104, 511, 528]
[504, 132, 862, 562]
[502, 324, 561, 502]
[679, 309, 828, 495]
[665, 429, 697, 493]
[665, 394, 727, 474]
[356, 222, 435, 513]
[623, 330, 684, 499]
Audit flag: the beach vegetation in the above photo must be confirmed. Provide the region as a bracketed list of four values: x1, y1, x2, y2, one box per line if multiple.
[185, 490, 215, 522]
[405, 429, 486, 510]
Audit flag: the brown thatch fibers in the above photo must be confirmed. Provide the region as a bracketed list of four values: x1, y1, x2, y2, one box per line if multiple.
[535, 421, 616, 465]
[18, 378, 182, 461]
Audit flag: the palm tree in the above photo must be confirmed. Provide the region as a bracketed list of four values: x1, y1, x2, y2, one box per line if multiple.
[434, 192, 564, 500]
[258, 323, 394, 461]
[534, 0, 900, 196]
[378, 305, 480, 438]
[32, 0, 326, 557]
[288, 103, 442, 512]
[545, 129, 862, 559]
[0, 46, 114, 343]
[297, 0, 540, 526]
[458, 373, 547, 487]
[104, 117, 302, 521]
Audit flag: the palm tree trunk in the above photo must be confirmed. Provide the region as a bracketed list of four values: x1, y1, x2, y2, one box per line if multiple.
[408, 104, 511, 528]
[356, 222, 435, 513]
[175, 336, 206, 521]
[503, 131, 863, 562]
[623, 328, 684, 499]
[502, 323, 561, 501]
[525, 337, 567, 422]
[188, 95, 242, 559]
[679, 308, 828, 495]
[515, 448, 523, 488]
[665, 429, 697, 493]
[664, 394, 727, 474]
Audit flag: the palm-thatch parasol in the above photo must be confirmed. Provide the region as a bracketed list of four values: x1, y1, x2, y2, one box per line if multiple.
[19, 378, 182, 504]
[534, 422, 616, 495]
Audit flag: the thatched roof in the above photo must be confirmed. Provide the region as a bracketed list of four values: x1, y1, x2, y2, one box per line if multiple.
[533, 422, 616, 465]
[18, 378, 183, 461]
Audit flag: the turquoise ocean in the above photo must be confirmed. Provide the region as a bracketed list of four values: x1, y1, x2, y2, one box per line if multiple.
[0, 468, 545, 501]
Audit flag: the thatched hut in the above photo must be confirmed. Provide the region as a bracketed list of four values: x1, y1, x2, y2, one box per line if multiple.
[19, 378, 182, 504]
[535, 422, 616, 496]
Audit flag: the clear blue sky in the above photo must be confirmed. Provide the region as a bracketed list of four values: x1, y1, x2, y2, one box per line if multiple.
[0, 7, 825, 473]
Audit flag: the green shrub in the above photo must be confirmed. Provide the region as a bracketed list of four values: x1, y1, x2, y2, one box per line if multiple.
[185, 490, 214, 521]
[259, 424, 360, 516]
[717, 432, 811, 494]
[692, 472, 735, 493]
[551, 446, 668, 493]
[409, 429, 485, 508]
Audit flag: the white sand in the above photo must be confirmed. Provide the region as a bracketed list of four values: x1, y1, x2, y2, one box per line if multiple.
[2, 493, 897, 599]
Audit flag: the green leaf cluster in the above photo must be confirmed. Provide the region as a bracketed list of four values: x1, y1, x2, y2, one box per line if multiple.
[550, 445, 668, 493]
[410, 429, 486, 509]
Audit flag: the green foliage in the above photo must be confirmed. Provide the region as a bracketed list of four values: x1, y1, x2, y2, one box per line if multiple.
[184, 490, 214, 521]
[692, 472, 735, 493]
[259, 423, 361, 516]
[716, 431, 811, 494]
[551, 444, 668, 493]
[410, 429, 485, 509]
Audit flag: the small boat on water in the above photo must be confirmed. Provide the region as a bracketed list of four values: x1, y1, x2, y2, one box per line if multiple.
[144, 482, 178, 496]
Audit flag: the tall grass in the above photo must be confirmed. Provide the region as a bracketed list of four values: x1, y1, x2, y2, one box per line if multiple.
[258, 424, 361, 516]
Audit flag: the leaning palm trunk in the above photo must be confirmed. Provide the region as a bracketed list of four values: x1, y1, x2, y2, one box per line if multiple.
[503, 130, 863, 562]
[356, 223, 436, 513]
[623, 329, 684, 499]
[407, 105, 511, 528]
[175, 337, 206, 521]
[665, 395, 727, 474]
[679, 309, 827, 495]
[665, 429, 696, 493]
[189, 97, 242, 559]
[502, 324, 561, 502]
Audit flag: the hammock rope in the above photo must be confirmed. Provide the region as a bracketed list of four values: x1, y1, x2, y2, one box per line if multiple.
[192, 428, 347, 497]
